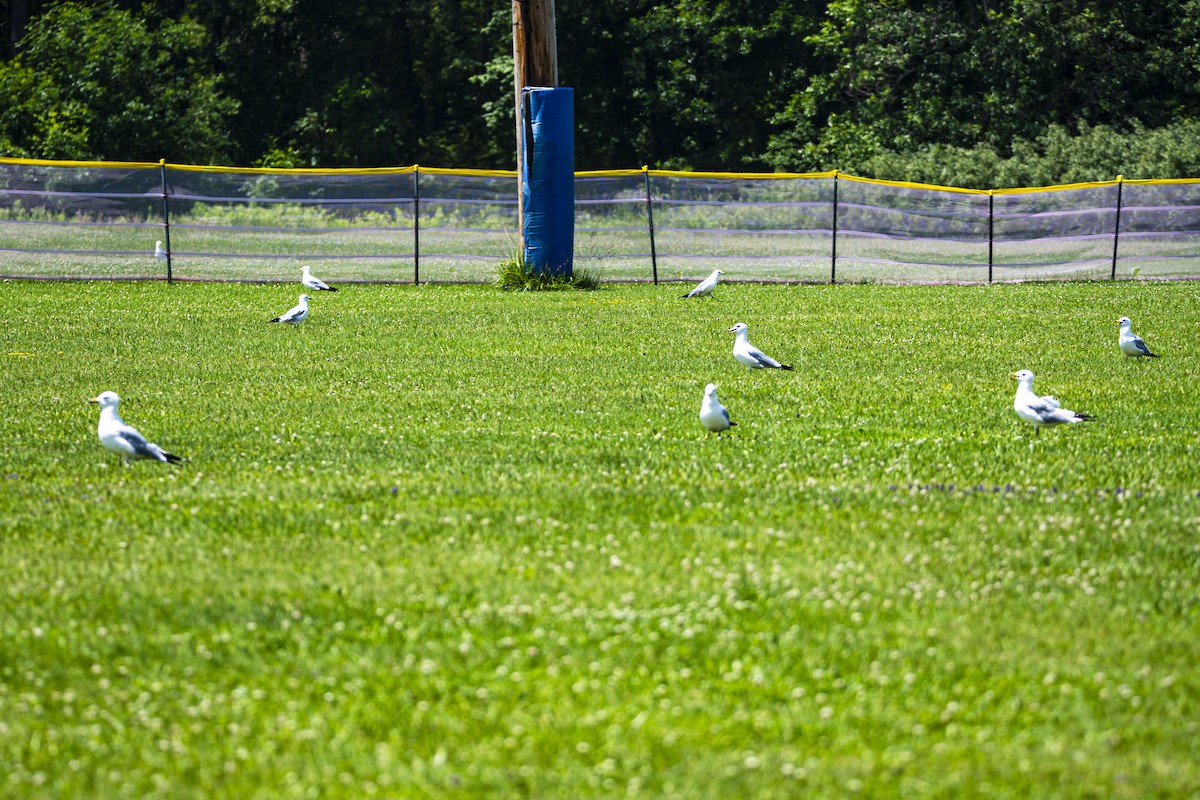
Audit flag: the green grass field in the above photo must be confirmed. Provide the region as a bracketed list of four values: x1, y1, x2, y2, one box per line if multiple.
[1, 278, 1198, 799]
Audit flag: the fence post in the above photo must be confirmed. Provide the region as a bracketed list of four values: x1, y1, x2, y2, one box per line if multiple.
[159, 159, 172, 283]
[988, 190, 994, 284]
[643, 165, 658, 285]
[413, 166, 421, 284]
[1111, 175, 1124, 280]
[830, 171, 839, 284]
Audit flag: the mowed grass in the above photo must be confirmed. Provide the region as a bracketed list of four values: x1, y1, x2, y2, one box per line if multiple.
[1, 278, 1198, 799]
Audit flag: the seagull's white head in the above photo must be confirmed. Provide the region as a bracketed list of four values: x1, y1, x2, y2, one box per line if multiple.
[704, 383, 718, 397]
[299, 294, 310, 303]
[714, 269, 724, 277]
[728, 322, 748, 335]
[1010, 369, 1035, 386]
[302, 265, 312, 275]
[1117, 316, 1132, 328]
[89, 391, 120, 409]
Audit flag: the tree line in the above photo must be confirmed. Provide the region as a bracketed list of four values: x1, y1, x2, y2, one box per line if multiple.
[2, 0, 1200, 188]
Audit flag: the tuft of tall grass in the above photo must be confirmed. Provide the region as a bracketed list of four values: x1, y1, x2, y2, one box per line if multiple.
[494, 252, 600, 291]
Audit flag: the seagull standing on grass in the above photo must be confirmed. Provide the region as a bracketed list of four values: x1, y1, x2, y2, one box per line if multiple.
[699, 383, 736, 434]
[89, 391, 182, 464]
[302, 265, 338, 292]
[1010, 370, 1093, 436]
[682, 269, 723, 300]
[270, 294, 309, 324]
[729, 322, 793, 370]
[1117, 316, 1158, 358]
[154, 241, 167, 261]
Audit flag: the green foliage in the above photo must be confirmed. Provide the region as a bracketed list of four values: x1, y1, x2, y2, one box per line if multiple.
[765, 0, 1200, 176]
[862, 120, 1200, 189]
[0, 2, 238, 162]
[5, 0, 1200, 181]
[1, 280, 1199, 797]
[495, 252, 600, 291]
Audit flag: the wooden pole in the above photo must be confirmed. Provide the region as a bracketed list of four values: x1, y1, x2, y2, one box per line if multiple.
[512, 0, 559, 245]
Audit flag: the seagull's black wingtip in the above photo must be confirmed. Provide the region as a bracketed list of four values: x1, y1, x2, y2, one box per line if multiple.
[163, 452, 184, 464]
[780, 364, 795, 371]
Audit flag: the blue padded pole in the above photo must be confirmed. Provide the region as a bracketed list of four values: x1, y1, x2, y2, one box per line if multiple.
[521, 86, 574, 277]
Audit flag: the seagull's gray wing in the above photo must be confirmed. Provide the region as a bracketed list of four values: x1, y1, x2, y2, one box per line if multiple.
[748, 347, 782, 369]
[116, 425, 158, 459]
[1132, 336, 1154, 356]
[1027, 395, 1061, 415]
[720, 407, 732, 426]
[272, 304, 303, 322]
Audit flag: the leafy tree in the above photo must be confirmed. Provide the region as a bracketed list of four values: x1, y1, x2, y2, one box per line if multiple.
[765, 0, 1200, 174]
[560, 0, 823, 170]
[863, 120, 1200, 189]
[0, 1, 237, 162]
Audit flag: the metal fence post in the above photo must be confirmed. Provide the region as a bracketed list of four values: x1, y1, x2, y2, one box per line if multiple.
[988, 190, 994, 284]
[643, 166, 658, 285]
[1111, 175, 1124, 280]
[831, 171, 839, 284]
[159, 159, 172, 283]
[413, 166, 421, 284]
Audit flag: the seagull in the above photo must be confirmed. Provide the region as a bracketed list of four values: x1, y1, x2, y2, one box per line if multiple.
[270, 294, 309, 324]
[1010, 370, 1093, 436]
[302, 265, 338, 292]
[88, 391, 182, 464]
[682, 269, 723, 300]
[699, 383, 736, 434]
[1117, 316, 1158, 358]
[729, 322, 793, 370]
[154, 241, 167, 260]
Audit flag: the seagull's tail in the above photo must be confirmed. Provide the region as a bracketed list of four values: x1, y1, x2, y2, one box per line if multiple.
[1074, 412, 1095, 422]
[779, 364, 795, 371]
[326, 286, 339, 292]
[681, 292, 693, 299]
[268, 317, 282, 323]
[1146, 352, 1159, 358]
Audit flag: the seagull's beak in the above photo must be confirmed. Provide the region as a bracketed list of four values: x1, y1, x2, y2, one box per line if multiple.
[88, 397, 99, 404]
[1008, 373, 1017, 381]
[728, 326, 737, 332]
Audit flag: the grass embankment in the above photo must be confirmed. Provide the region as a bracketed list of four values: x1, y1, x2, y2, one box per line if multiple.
[1, 279, 1197, 798]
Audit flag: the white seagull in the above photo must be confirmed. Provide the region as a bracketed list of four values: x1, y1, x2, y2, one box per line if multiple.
[699, 383, 736, 434]
[89, 391, 182, 464]
[302, 265, 338, 292]
[682, 269, 723, 300]
[154, 241, 167, 260]
[1010, 370, 1093, 436]
[1117, 316, 1158, 358]
[729, 322, 793, 370]
[270, 294, 309, 324]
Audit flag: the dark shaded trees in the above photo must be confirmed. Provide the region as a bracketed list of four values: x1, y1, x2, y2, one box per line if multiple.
[765, 0, 1200, 179]
[3, 0, 1200, 186]
[0, 1, 237, 161]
